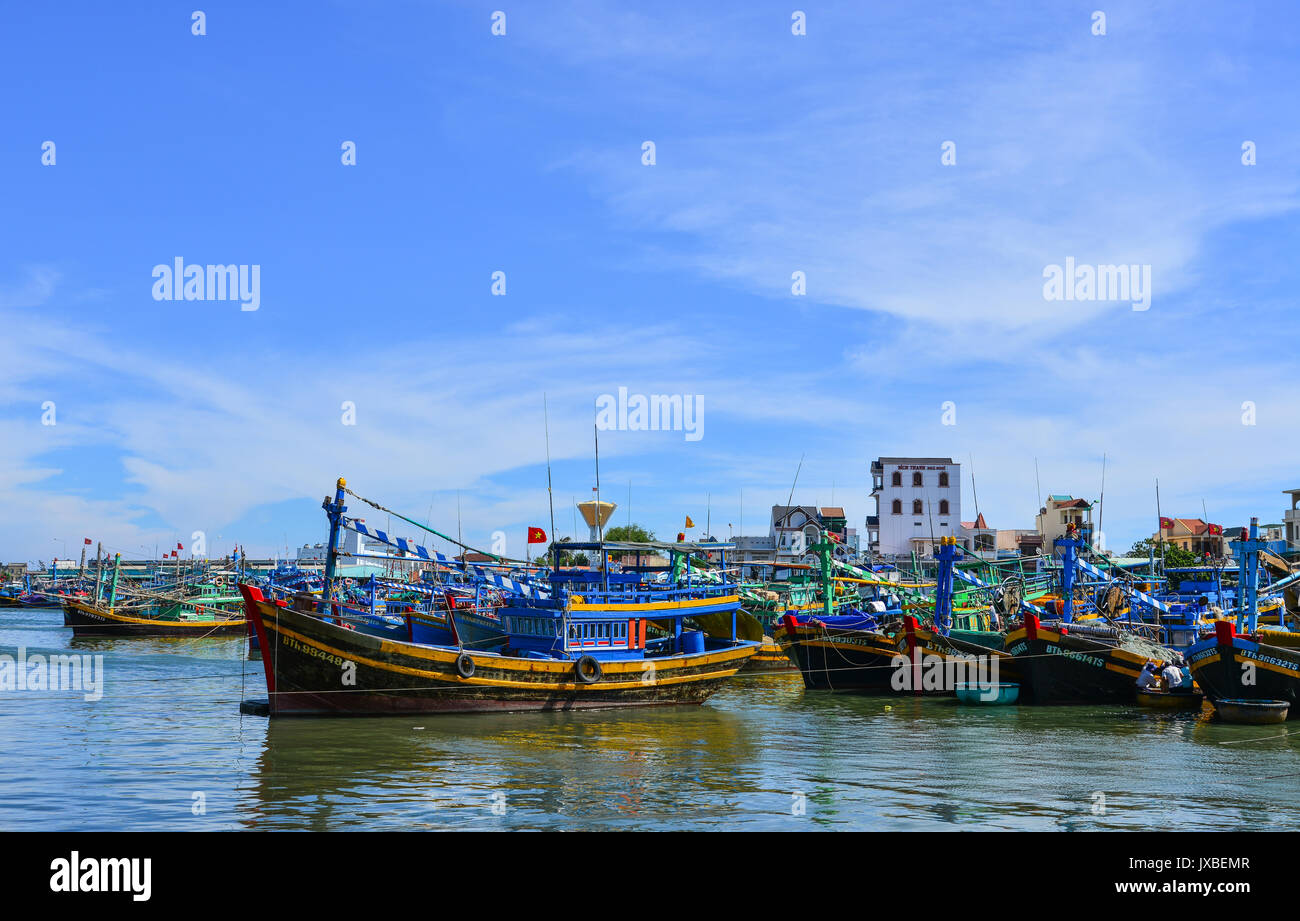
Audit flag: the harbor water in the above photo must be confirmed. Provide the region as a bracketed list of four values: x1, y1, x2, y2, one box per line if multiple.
[1, 607, 1297, 831]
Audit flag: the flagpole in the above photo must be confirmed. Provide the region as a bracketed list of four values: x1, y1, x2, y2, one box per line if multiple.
[543, 394, 557, 571]
[1155, 477, 1165, 575]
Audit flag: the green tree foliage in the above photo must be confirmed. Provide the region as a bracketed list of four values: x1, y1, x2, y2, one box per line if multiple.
[1128, 538, 1199, 568]
[603, 524, 656, 543]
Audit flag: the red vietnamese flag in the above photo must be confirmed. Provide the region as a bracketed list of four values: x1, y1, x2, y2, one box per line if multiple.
[827, 532, 841, 543]
[83, 538, 92, 545]
[527, 527, 547, 544]
[1206, 523, 1223, 536]
[1158, 517, 1174, 530]
[177, 542, 183, 550]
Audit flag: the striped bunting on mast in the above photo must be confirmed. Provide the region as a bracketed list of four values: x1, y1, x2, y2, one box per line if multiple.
[950, 566, 1050, 617]
[342, 519, 545, 598]
[1076, 557, 1171, 614]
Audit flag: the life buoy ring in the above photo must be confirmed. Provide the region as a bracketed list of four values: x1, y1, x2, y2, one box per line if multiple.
[455, 652, 476, 679]
[575, 655, 602, 684]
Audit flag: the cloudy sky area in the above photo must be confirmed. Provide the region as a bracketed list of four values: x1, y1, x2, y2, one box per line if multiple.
[3, 1, 1299, 563]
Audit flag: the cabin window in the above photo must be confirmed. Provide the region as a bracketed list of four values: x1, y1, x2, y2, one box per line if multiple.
[939, 500, 950, 515]
[912, 499, 924, 515]
[939, 472, 949, 487]
[891, 471, 902, 486]
[912, 472, 923, 487]
[891, 499, 902, 515]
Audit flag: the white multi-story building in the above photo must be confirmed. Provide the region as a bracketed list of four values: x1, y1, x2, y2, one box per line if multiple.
[296, 519, 405, 567]
[869, 457, 960, 558]
[732, 505, 854, 576]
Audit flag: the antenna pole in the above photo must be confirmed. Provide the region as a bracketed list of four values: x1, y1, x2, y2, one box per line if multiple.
[544, 394, 558, 572]
[1097, 453, 1106, 555]
[1155, 477, 1165, 574]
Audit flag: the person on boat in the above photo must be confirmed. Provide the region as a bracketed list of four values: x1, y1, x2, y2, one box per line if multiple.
[1161, 660, 1186, 691]
[1136, 661, 1158, 690]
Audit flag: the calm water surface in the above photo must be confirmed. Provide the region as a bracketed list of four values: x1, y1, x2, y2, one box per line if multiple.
[1, 607, 1297, 830]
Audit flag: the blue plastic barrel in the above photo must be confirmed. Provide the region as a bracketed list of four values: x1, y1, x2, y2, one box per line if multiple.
[680, 630, 706, 654]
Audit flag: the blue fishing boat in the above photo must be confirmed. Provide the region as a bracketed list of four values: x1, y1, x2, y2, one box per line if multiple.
[780, 537, 1017, 694]
[1187, 520, 1300, 717]
[240, 479, 757, 715]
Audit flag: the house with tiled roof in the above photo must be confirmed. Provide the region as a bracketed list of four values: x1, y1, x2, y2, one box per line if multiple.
[1035, 494, 1094, 549]
[959, 512, 996, 555]
[1151, 518, 1225, 558]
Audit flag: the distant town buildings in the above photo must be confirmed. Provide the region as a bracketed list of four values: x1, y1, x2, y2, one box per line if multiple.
[1036, 495, 1094, 550]
[1151, 518, 1225, 558]
[731, 504, 854, 574]
[869, 457, 961, 557]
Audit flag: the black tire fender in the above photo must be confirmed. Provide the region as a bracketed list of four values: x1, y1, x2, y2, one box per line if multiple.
[575, 655, 602, 684]
[455, 652, 476, 679]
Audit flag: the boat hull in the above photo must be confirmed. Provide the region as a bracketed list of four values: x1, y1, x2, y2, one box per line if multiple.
[1135, 689, 1204, 710]
[1003, 618, 1150, 705]
[240, 585, 756, 716]
[62, 599, 246, 637]
[955, 682, 1019, 705]
[1186, 623, 1300, 717]
[740, 637, 798, 673]
[1212, 698, 1289, 724]
[778, 618, 903, 691]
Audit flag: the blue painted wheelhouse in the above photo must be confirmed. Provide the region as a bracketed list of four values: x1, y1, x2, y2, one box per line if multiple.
[498, 541, 750, 661]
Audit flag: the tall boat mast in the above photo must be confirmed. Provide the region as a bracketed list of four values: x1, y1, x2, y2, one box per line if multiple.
[1236, 517, 1262, 633]
[321, 477, 348, 612]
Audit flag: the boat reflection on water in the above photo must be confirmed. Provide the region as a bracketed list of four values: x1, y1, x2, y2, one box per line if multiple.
[240, 704, 763, 830]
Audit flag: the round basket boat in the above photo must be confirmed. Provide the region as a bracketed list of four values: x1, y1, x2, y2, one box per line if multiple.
[954, 682, 1019, 705]
[1213, 698, 1289, 724]
[1136, 689, 1204, 710]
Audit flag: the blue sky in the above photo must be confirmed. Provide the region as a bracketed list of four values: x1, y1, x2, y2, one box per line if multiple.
[3, 1, 1300, 563]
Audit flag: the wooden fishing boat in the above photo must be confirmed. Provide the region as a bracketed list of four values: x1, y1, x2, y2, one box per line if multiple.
[779, 610, 905, 691]
[781, 538, 1013, 694]
[240, 478, 757, 716]
[1186, 621, 1300, 716]
[742, 636, 799, 673]
[1185, 522, 1300, 717]
[242, 585, 753, 714]
[1135, 688, 1204, 710]
[1212, 698, 1289, 724]
[1001, 528, 1180, 705]
[62, 597, 246, 636]
[1003, 613, 1170, 705]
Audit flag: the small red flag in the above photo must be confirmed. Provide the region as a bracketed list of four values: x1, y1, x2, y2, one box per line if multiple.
[527, 527, 547, 544]
[1206, 524, 1223, 536]
[1158, 517, 1174, 530]
[176, 542, 183, 550]
[83, 538, 92, 545]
